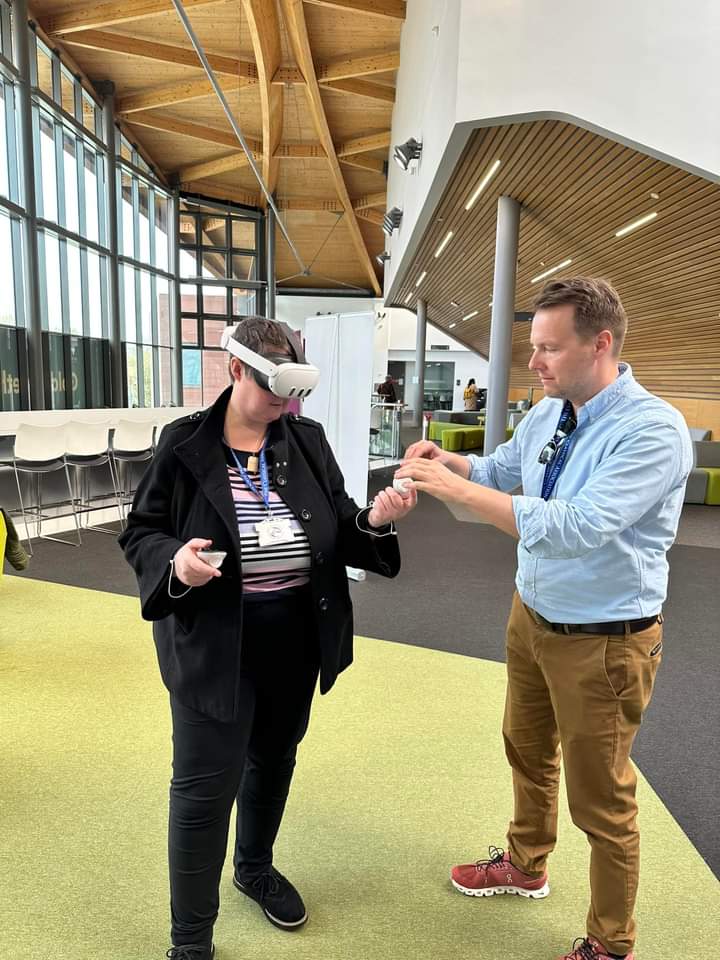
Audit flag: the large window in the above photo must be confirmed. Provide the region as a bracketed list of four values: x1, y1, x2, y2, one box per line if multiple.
[118, 159, 174, 407]
[179, 200, 262, 406]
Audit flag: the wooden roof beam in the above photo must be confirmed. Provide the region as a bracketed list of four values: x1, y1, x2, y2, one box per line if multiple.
[242, 0, 283, 203]
[355, 208, 384, 226]
[339, 154, 386, 174]
[352, 191, 387, 210]
[182, 181, 261, 208]
[280, 0, 381, 295]
[276, 197, 343, 212]
[303, 0, 406, 20]
[317, 50, 399, 82]
[177, 152, 254, 182]
[274, 142, 326, 158]
[62, 30, 256, 79]
[116, 76, 251, 114]
[336, 130, 391, 157]
[124, 112, 263, 153]
[321, 78, 395, 103]
[46, 0, 222, 36]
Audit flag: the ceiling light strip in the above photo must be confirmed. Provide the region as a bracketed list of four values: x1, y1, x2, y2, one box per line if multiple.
[462, 310, 479, 321]
[465, 159, 501, 211]
[530, 258, 573, 284]
[615, 211, 658, 238]
[415, 271, 427, 287]
[434, 230, 454, 258]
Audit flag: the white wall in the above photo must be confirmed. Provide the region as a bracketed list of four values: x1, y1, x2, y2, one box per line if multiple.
[386, 0, 720, 297]
[275, 294, 381, 337]
[457, 0, 720, 180]
[390, 349, 487, 411]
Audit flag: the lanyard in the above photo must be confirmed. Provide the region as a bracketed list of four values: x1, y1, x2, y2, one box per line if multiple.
[229, 441, 272, 516]
[541, 401, 578, 501]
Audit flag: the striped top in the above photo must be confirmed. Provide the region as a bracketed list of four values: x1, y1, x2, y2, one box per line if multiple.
[224, 444, 311, 594]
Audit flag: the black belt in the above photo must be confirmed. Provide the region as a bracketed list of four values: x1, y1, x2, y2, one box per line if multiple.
[539, 613, 662, 636]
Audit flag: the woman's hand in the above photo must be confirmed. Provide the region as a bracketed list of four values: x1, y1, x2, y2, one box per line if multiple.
[173, 538, 223, 587]
[394, 457, 470, 504]
[367, 485, 418, 527]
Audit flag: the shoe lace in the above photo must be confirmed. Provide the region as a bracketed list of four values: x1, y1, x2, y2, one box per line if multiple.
[166, 947, 208, 959]
[474, 845, 508, 872]
[566, 938, 599, 960]
[249, 870, 281, 898]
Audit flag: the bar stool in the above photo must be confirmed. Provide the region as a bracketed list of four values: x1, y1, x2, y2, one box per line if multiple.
[111, 419, 156, 518]
[12, 422, 81, 554]
[65, 421, 124, 534]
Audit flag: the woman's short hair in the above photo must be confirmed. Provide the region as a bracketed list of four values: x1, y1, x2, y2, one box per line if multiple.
[532, 277, 627, 355]
[227, 316, 295, 379]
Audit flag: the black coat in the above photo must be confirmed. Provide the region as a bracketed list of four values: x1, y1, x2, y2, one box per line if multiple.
[118, 387, 400, 721]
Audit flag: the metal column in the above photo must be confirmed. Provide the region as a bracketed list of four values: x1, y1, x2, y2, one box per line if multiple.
[170, 189, 183, 404]
[412, 297, 427, 428]
[484, 196, 521, 455]
[96, 81, 124, 407]
[12, 2, 44, 408]
[266, 200, 276, 319]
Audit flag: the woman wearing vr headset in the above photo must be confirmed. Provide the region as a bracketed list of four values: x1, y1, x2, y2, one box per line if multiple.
[119, 316, 416, 960]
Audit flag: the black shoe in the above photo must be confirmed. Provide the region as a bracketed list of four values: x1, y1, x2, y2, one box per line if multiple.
[233, 867, 307, 930]
[166, 944, 214, 960]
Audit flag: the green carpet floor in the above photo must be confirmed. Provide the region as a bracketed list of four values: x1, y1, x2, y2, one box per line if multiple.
[2, 576, 718, 960]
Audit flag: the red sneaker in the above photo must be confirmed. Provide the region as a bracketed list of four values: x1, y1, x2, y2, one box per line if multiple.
[450, 845, 549, 898]
[557, 936, 634, 960]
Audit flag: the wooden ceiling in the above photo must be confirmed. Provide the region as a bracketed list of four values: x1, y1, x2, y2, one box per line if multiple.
[387, 120, 720, 400]
[31, 0, 405, 294]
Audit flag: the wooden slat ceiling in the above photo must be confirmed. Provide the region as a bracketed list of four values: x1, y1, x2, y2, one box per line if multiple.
[32, 0, 405, 294]
[388, 121, 720, 400]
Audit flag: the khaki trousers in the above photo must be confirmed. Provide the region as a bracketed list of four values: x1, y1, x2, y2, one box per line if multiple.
[503, 593, 663, 956]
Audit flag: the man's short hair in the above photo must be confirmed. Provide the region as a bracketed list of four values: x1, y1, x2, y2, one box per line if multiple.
[532, 277, 627, 355]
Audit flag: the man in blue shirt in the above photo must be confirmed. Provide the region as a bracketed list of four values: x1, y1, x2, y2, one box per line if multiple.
[397, 277, 692, 960]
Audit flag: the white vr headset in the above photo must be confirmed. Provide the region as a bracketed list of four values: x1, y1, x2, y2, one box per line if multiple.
[220, 322, 320, 399]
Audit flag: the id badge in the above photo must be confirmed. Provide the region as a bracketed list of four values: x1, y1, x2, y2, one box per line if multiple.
[256, 517, 294, 547]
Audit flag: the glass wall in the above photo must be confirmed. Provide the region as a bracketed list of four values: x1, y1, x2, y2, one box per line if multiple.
[118, 154, 173, 407]
[0, 0, 25, 411]
[179, 200, 262, 406]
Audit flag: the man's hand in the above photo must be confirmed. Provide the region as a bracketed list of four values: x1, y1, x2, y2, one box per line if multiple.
[367, 485, 418, 527]
[394, 458, 470, 504]
[173, 538, 223, 586]
[404, 439, 446, 461]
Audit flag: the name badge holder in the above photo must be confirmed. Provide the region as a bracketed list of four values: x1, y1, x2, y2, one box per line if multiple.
[229, 444, 295, 546]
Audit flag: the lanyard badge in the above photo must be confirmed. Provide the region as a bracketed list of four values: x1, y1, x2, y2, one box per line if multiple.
[540, 400, 578, 500]
[229, 443, 295, 546]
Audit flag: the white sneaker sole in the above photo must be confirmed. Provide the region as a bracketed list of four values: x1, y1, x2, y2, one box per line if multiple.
[451, 878, 550, 899]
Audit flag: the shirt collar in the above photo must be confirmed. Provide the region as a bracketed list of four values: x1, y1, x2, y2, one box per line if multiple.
[577, 362, 633, 424]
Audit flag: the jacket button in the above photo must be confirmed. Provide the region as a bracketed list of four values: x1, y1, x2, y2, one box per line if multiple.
[318, 597, 329, 612]
[301, 509, 312, 521]
[276, 475, 287, 486]
[315, 551, 325, 565]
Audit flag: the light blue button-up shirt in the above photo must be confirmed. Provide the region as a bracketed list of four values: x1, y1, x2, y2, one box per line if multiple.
[467, 364, 693, 623]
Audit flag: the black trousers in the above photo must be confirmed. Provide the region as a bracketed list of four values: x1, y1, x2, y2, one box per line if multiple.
[168, 589, 320, 947]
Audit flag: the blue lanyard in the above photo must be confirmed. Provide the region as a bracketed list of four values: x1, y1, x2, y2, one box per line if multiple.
[229, 441, 272, 516]
[541, 401, 578, 501]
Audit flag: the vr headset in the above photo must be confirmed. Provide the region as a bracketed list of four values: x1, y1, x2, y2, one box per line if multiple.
[220, 321, 320, 399]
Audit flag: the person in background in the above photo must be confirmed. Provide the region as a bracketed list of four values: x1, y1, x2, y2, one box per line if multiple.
[377, 374, 398, 403]
[396, 278, 692, 960]
[119, 316, 416, 960]
[463, 378, 481, 411]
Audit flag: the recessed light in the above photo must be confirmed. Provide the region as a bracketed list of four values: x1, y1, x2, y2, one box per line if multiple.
[488, 300, 493, 307]
[434, 230, 454, 258]
[450, 300, 460, 308]
[449, 322, 456, 329]
[531, 258, 573, 283]
[464, 159, 501, 211]
[615, 211, 658, 238]
[462, 310, 479, 321]
[404, 292, 413, 304]
[415, 271, 427, 287]
[650, 192, 660, 200]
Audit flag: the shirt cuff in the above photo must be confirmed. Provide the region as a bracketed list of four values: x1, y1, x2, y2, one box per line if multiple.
[468, 454, 494, 486]
[512, 495, 550, 551]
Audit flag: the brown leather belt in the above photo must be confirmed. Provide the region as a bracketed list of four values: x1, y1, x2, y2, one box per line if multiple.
[540, 613, 662, 636]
